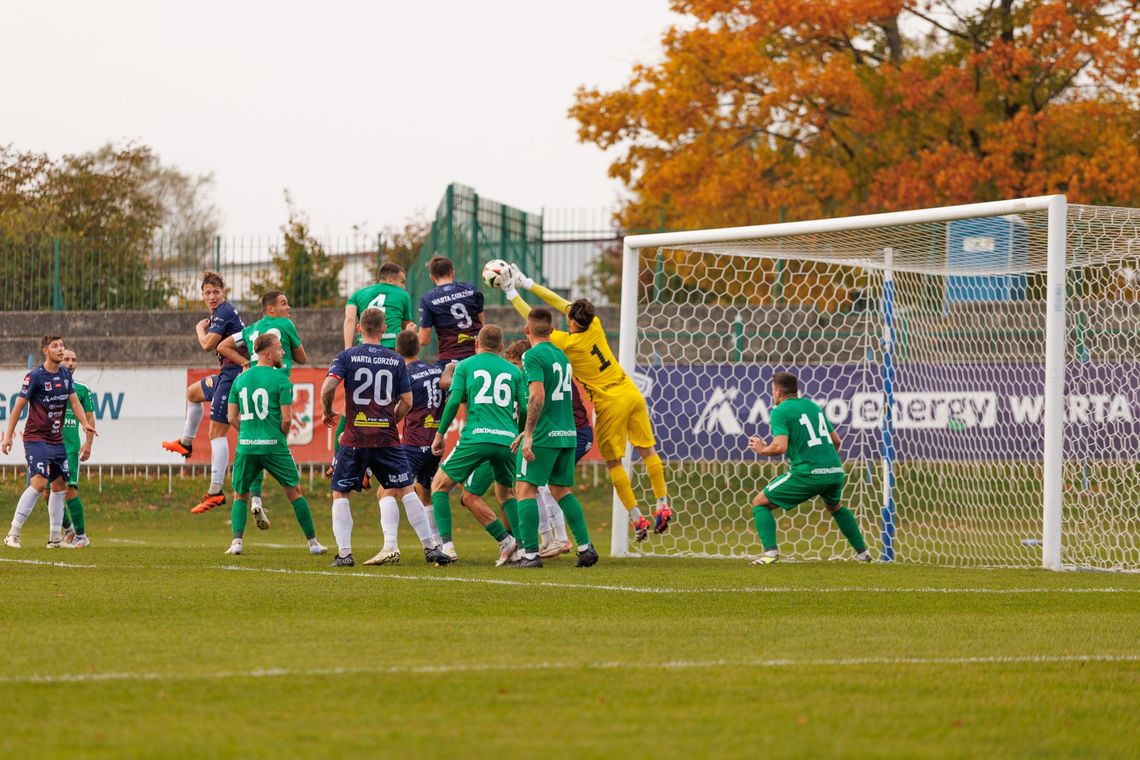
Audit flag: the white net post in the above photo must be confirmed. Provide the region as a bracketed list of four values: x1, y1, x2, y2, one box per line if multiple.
[611, 196, 1140, 572]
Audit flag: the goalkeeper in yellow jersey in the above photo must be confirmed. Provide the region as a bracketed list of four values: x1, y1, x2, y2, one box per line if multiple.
[498, 264, 672, 541]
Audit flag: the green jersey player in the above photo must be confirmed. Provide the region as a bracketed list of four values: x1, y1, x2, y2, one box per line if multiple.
[224, 333, 326, 557]
[429, 324, 527, 562]
[59, 347, 96, 548]
[344, 262, 415, 350]
[747, 371, 870, 565]
[509, 308, 596, 568]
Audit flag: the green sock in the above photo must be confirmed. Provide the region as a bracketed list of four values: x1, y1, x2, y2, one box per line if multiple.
[752, 505, 778, 551]
[66, 496, 85, 535]
[831, 507, 867, 553]
[483, 518, 508, 542]
[518, 498, 540, 552]
[432, 491, 453, 543]
[557, 493, 591, 546]
[232, 498, 248, 538]
[333, 415, 346, 456]
[290, 497, 316, 540]
[502, 497, 518, 535]
[62, 505, 73, 531]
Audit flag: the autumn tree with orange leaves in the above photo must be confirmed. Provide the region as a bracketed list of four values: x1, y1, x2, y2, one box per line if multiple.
[572, 0, 1140, 234]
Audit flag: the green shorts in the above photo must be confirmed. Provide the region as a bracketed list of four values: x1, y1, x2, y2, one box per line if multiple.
[464, 462, 495, 497]
[517, 445, 575, 488]
[763, 470, 845, 511]
[66, 449, 80, 489]
[443, 441, 514, 490]
[232, 447, 300, 494]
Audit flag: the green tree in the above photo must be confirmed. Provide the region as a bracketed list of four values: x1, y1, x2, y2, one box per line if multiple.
[254, 193, 344, 308]
[379, 212, 431, 277]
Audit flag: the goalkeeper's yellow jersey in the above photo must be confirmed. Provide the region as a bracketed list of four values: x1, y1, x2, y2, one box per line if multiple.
[551, 316, 636, 404]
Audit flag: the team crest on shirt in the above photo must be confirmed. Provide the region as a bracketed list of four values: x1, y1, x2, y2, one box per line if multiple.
[43, 382, 52, 391]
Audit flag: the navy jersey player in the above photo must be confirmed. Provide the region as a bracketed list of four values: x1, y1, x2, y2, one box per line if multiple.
[396, 330, 446, 522]
[417, 256, 484, 366]
[320, 308, 450, 568]
[4, 335, 97, 549]
[162, 271, 250, 514]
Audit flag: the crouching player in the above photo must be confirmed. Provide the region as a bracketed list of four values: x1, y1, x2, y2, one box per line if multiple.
[224, 333, 326, 557]
[510, 308, 597, 568]
[321, 309, 451, 568]
[746, 371, 870, 565]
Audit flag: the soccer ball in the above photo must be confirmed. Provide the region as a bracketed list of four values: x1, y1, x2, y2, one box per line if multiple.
[482, 259, 510, 289]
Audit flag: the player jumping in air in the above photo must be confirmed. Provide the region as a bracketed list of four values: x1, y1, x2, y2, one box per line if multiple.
[161, 271, 249, 514]
[418, 256, 484, 366]
[217, 289, 308, 525]
[58, 347, 96, 548]
[3, 336, 97, 549]
[498, 265, 672, 541]
[224, 333, 326, 557]
[746, 371, 871, 565]
[321, 308, 451, 568]
[509, 308, 597, 568]
[429, 325, 526, 564]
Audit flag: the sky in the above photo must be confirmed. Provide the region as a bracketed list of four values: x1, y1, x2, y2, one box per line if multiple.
[2, 0, 676, 236]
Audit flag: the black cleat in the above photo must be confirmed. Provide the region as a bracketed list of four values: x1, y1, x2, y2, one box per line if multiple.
[575, 544, 599, 568]
[424, 546, 453, 566]
[331, 553, 354, 567]
[513, 554, 543, 568]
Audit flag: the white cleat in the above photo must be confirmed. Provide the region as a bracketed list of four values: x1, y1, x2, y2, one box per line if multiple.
[224, 542, 243, 556]
[308, 542, 329, 556]
[251, 504, 271, 531]
[539, 540, 572, 559]
[63, 535, 90, 549]
[63, 528, 77, 544]
[46, 539, 62, 550]
[363, 549, 401, 566]
[4, 534, 21, 549]
[856, 549, 873, 563]
[443, 544, 459, 562]
[495, 535, 518, 567]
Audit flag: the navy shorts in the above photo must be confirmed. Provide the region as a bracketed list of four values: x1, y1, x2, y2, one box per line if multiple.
[331, 446, 414, 492]
[201, 366, 241, 424]
[25, 441, 69, 483]
[401, 444, 441, 490]
[576, 427, 594, 464]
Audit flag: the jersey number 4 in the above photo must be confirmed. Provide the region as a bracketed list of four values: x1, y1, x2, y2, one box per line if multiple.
[798, 413, 832, 448]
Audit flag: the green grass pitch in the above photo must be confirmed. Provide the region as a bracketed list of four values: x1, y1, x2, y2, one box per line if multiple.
[0, 471, 1137, 758]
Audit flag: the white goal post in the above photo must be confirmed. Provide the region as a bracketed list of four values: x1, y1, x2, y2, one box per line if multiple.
[613, 195, 1140, 572]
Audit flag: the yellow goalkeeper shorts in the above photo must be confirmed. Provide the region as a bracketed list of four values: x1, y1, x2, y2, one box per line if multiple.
[593, 387, 657, 462]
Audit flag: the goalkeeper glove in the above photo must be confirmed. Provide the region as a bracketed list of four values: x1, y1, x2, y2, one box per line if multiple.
[503, 284, 520, 301]
[509, 264, 534, 290]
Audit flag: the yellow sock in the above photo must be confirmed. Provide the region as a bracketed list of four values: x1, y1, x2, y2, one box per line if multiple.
[643, 454, 667, 500]
[608, 464, 638, 510]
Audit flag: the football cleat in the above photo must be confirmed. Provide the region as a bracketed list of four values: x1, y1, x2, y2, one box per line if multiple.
[361, 473, 372, 491]
[308, 542, 329, 556]
[539, 539, 572, 559]
[443, 544, 459, 562]
[161, 439, 193, 459]
[331, 553, 354, 567]
[4, 534, 21, 549]
[424, 546, 454, 566]
[191, 493, 226, 514]
[495, 535, 519, 567]
[751, 553, 779, 566]
[46, 539, 62, 550]
[513, 554, 543, 568]
[363, 549, 401, 566]
[652, 504, 673, 534]
[632, 516, 650, 542]
[224, 542, 243, 556]
[63, 527, 77, 544]
[856, 549, 873, 563]
[251, 503, 271, 531]
[575, 544, 599, 568]
[63, 535, 90, 549]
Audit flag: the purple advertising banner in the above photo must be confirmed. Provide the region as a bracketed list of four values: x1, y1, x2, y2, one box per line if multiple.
[637, 363, 1140, 461]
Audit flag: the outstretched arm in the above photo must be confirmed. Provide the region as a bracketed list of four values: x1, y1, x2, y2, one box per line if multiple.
[504, 266, 572, 317]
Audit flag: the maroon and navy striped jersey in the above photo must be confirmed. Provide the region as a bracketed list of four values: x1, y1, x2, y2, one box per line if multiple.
[328, 344, 411, 448]
[402, 360, 445, 447]
[19, 365, 74, 444]
[418, 282, 484, 362]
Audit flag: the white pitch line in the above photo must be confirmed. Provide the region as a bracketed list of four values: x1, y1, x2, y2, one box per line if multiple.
[105, 538, 147, 545]
[2, 653, 1136, 686]
[0, 557, 96, 569]
[217, 564, 1140, 595]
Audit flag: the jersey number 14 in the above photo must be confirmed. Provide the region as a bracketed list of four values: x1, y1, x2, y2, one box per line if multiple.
[799, 413, 832, 448]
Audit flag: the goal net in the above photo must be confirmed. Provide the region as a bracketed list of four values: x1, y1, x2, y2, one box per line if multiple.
[613, 196, 1140, 572]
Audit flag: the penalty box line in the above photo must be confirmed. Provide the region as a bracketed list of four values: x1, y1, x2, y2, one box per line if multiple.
[217, 564, 1140, 595]
[2, 654, 1137, 686]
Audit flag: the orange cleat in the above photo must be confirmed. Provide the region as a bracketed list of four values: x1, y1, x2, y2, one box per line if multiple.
[191, 493, 226, 514]
[632, 515, 651, 542]
[653, 505, 673, 534]
[362, 472, 372, 491]
[162, 439, 193, 459]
